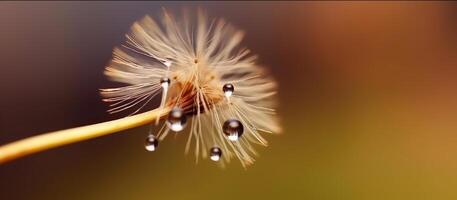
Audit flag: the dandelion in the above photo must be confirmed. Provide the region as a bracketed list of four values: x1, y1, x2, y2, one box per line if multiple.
[0, 9, 280, 167]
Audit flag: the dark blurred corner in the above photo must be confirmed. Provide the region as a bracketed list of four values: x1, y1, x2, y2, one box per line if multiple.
[1, 2, 457, 200]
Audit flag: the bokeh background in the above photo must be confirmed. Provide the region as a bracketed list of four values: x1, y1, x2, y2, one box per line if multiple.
[1, 1, 457, 200]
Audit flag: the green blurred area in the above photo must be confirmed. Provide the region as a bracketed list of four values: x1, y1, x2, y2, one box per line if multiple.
[1, 2, 457, 200]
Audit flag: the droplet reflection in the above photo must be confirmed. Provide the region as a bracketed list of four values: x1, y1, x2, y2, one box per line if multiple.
[210, 147, 222, 161]
[167, 107, 187, 132]
[160, 77, 171, 88]
[222, 83, 234, 97]
[223, 119, 244, 141]
[145, 135, 159, 151]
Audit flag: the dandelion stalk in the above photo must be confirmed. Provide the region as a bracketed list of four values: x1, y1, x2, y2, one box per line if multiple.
[0, 107, 170, 164]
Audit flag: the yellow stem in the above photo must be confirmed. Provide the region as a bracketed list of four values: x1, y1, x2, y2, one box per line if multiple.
[0, 107, 170, 164]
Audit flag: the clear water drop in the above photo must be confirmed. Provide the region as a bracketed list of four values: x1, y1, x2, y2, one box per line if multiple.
[223, 119, 244, 141]
[145, 135, 159, 151]
[210, 147, 222, 161]
[160, 77, 171, 88]
[222, 83, 234, 97]
[167, 107, 187, 132]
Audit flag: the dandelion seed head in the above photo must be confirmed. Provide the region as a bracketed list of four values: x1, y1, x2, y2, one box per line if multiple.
[100, 8, 281, 166]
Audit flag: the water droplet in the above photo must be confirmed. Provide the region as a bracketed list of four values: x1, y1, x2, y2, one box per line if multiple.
[145, 135, 159, 151]
[160, 77, 171, 88]
[222, 83, 234, 97]
[223, 119, 244, 141]
[167, 107, 187, 132]
[210, 147, 222, 161]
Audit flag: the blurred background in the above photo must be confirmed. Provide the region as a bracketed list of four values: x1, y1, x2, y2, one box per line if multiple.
[1, 1, 457, 200]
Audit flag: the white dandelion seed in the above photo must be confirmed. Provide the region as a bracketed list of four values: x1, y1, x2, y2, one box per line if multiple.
[100, 8, 281, 167]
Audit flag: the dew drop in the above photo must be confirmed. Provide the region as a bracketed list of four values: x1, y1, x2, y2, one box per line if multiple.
[145, 135, 159, 151]
[160, 77, 171, 88]
[167, 107, 187, 132]
[222, 83, 234, 97]
[223, 119, 244, 141]
[210, 147, 222, 161]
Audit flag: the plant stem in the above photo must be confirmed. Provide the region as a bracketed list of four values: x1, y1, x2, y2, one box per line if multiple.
[0, 107, 170, 164]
